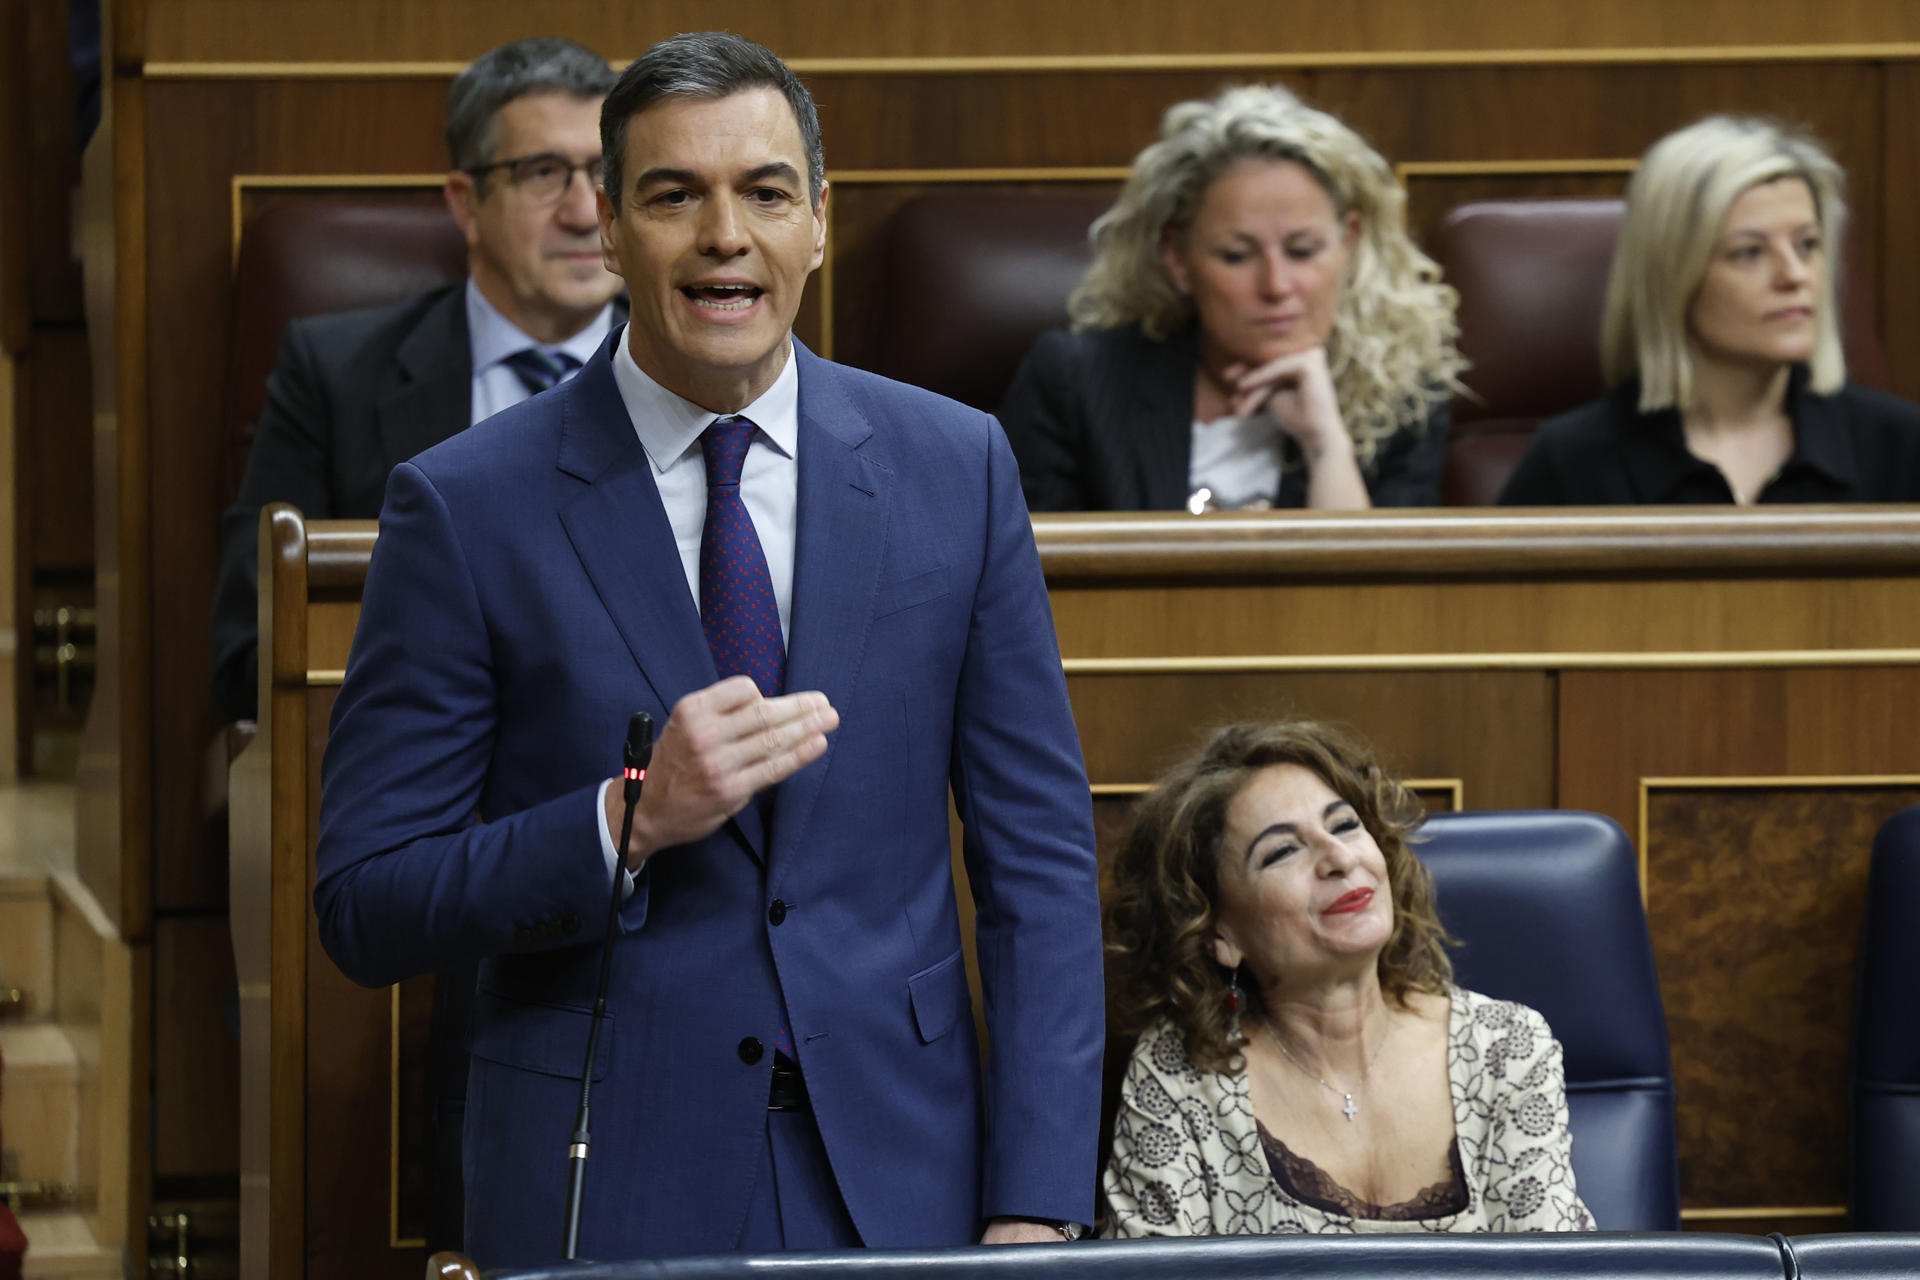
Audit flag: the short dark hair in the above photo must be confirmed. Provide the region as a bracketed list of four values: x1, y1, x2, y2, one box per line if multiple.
[446, 38, 615, 180]
[601, 31, 825, 211]
[1104, 719, 1455, 1074]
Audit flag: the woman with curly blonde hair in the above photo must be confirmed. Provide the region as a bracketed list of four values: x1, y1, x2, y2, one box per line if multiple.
[998, 85, 1464, 513]
[1102, 720, 1593, 1236]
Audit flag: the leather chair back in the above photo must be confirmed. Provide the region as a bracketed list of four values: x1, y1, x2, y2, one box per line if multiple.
[1779, 1233, 1920, 1278]
[876, 189, 1113, 413]
[1419, 810, 1680, 1230]
[219, 194, 467, 506]
[1850, 807, 1920, 1230]
[477, 1232, 1794, 1279]
[1429, 198, 1886, 506]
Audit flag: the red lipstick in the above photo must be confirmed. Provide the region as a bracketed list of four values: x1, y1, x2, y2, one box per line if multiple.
[1324, 888, 1373, 915]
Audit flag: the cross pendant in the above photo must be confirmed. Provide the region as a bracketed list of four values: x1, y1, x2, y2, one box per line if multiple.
[1342, 1093, 1358, 1122]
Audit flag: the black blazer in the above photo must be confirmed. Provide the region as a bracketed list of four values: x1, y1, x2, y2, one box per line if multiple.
[995, 322, 1450, 512]
[208, 284, 629, 722]
[1498, 368, 1920, 506]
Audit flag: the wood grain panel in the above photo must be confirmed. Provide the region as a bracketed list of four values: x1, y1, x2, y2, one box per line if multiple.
[1884, 64, 1920, 402]
[1047, 576, 1920, 663]
[27, 327, 95, 569]
[140, 0, 1920, 64]
[152, 915, 241, 1177]
[1558, 668, 1920, 838]
[1645, 784, 1918, 1211]
[1067, 671, 1552, 811]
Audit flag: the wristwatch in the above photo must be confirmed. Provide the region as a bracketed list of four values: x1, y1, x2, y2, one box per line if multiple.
[1041, 1219, 1085, 1241]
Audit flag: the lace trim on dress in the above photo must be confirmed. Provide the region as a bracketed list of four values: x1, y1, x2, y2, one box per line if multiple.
[1257, 1125, 1470, 1221]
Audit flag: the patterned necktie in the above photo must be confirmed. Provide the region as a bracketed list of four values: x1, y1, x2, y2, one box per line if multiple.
[501, 347, 582, 397]
[698, 416, 786, 699]
[698, 416, 795, 1060]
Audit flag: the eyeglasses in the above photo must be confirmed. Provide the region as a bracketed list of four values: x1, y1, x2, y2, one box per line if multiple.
[467, 152, 604, 203]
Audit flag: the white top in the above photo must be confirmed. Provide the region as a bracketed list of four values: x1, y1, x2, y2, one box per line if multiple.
[1104, 988, 1595, 1236]
[464, 279, 614, 426]
[1187, 413, 1287, 511]
[596, 328, 804, 884]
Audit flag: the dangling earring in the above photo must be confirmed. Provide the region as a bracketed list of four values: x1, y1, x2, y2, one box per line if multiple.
[1225, 968, 1247, 1047]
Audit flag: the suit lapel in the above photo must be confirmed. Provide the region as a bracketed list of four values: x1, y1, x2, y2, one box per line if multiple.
[552, 336, 772, 860]
[770, 347, 891, 874]
[377, 285, 473, 468]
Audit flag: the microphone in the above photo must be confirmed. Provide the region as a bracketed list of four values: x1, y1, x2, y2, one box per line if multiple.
[562, 712, 653, 1260]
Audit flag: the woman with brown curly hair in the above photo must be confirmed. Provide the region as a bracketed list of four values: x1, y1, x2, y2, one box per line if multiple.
[1102, 720, 1593, 1235]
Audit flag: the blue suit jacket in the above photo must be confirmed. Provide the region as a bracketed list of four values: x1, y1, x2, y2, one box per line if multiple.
[313, 335, 1105, 1268]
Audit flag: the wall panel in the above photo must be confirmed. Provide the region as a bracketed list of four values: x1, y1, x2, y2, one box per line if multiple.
[141, 0, 1920, 64]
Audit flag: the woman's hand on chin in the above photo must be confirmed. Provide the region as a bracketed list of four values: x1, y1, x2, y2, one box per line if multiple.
[1222, 347, 1353, 468]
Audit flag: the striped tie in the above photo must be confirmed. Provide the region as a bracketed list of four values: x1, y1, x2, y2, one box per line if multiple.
[501, 347, 581, 397]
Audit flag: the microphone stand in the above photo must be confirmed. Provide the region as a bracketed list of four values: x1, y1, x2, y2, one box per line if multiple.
[562, 712, 653, 1261]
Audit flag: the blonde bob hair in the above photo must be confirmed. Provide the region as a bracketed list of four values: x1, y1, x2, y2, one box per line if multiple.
[1069, 84, 1465, 468]
[1603, 115, 1848, 412]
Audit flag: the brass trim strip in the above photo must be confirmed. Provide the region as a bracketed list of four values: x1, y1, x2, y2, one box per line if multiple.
[829, 166, 1129, 184]
[317, 650, 1920, 688]
[1396, 158, 1638, 181]
[231, 173, 444, 271]
[1094, 779, 1464, 809]
[143, 44, 1920, 79]
[1637, 774, 1920, 892]
[389, 985, 401, 1248]
[1062, 649, 1920, 675]
[1679, 1205, 1849, 1220]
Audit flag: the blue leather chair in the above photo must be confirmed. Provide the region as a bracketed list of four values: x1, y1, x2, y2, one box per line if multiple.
[1851, 807, 1920, 1230]
[469, 1232, 1791, 1280]
[1779, 1232, 1920, 1279]
[1418, 810, 1681, 1231]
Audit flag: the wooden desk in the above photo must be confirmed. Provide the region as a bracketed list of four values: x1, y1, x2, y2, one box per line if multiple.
[233, 505, 1920, 1276]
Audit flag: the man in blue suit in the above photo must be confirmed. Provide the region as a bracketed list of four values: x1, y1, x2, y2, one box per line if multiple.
[314, 31, 1104, 1268]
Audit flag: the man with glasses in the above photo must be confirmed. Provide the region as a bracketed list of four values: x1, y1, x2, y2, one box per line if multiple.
[211, 36, 624, 726]
[207, 36, 623, 1259]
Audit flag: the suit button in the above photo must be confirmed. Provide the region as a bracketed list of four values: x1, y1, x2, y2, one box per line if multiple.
[562, 914, 581, 936]
[768, 899, 787, 926]
[738, 1037, 764, 1065]
[515, 926, 533, 945]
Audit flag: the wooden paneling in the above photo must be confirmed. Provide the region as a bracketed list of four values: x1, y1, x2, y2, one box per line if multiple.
[27, 328, 96, 570]
[1645, 784, 1918, 1215]
[1071, 671, 1553, 811]
[139, 0, 1920, 64]
[153, 914, 241, 1177]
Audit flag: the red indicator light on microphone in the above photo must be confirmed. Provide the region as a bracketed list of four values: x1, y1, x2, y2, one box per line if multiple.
[623, 767, 645, 781]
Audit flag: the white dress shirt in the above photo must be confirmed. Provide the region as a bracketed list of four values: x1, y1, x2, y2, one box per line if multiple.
[596, 326, 803, 887]
[465, 279, 613, 426]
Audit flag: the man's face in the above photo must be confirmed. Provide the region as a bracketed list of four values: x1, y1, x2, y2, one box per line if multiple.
[445, 91, 622, 344]
[597, 87, 827, 413]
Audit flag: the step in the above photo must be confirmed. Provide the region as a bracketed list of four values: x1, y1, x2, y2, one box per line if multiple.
[0, 1024, 85, 1189]
[16, 1209, 119, 1280]
[0, 878, 53, 1020]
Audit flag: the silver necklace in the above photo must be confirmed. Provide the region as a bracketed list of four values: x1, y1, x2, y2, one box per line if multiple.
[1259, 1016, 1390, 1123]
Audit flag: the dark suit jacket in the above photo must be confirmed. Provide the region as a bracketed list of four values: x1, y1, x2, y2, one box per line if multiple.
[996, 322, 1451, 511]
[208, 283, 630, 723]
[1498, 368, 1920, 505]
[210, 283, 473, 722]
[312, 335, 1105, 1267]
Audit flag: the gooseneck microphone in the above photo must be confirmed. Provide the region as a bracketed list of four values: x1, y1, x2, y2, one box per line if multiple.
[562, 711, 654, 1260]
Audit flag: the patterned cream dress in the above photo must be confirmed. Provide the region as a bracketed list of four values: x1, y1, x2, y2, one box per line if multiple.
[1103, 987, 1596, 1235]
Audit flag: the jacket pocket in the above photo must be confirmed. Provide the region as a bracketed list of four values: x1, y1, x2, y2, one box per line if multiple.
[873, 565, 950, 620]
[907, 947, 971, 1044]
[467, 987, 614, 1081]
